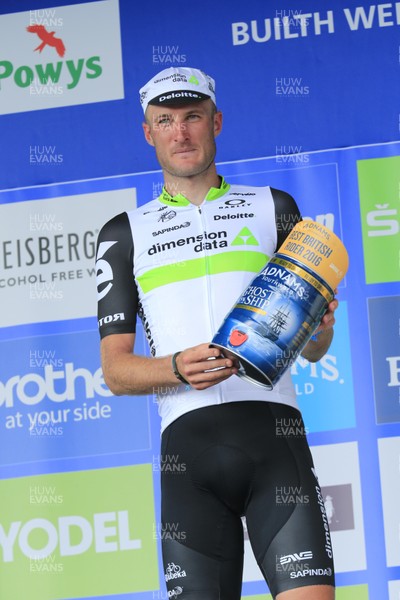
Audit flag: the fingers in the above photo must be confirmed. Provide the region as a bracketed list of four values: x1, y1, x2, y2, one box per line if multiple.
[321, 311, 336, 329]
[176, 343, 238, 390]
[314, 297, 338, 334]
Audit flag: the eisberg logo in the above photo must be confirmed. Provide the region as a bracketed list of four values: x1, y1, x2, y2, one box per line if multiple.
[1, 230, 96, 272]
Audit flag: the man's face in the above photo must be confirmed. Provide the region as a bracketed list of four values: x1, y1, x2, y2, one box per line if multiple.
[143, 100, 222, 178]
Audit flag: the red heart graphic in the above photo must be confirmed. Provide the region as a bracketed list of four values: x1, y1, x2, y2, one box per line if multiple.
[229, 329, 248, 347]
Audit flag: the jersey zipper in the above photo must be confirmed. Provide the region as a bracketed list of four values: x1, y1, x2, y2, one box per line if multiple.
[196, 203, 223, 404]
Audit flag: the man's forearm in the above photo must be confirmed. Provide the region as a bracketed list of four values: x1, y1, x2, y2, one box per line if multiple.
[300, 327, 334, 363]
[101, 341, 238, 395]
[102, 352, 180, 396]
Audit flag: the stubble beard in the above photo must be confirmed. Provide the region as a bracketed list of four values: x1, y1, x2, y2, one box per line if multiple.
[157, 140, 217, 180]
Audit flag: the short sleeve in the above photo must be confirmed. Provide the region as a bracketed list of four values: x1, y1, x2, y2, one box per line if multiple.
[96, 212, 138, 339]
[270, 187, 302, 251]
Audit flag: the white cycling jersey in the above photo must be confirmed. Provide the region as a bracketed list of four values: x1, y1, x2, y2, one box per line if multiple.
[96, 177, 300, 432]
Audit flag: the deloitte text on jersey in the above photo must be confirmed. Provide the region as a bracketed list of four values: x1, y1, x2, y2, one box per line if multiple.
[212, 221, 349, 388]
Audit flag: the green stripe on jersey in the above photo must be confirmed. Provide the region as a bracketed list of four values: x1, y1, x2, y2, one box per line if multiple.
[137, 251, 268, 293]
[159, 177, 230, 206]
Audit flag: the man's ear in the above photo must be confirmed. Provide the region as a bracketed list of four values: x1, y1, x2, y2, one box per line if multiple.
[214, 111, 223, 138]
[142, 121, 155, 147]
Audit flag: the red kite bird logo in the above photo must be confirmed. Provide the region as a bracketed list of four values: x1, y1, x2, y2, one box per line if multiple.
[26, 25, 66, 58]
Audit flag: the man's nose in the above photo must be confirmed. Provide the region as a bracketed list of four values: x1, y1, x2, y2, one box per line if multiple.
[173, 121, 189, 142]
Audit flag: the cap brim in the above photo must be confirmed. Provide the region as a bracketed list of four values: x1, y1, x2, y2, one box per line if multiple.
[148, 90, 211, 107]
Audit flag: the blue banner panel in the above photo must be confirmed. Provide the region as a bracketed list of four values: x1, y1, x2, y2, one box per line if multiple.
[368, 295, 400, 424]
[0, 331, 151, 466]
[291, 301, 356, 433]
[1, 0, 400, 189]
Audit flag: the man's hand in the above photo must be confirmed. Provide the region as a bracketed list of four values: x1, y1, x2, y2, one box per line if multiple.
[174, 343, 238, 390]
[313, 294, 339, 336]
[301, 293, 339, 363]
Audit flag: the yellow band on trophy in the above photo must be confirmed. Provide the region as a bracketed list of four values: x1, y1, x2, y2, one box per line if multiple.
[271, 257, 334, 302]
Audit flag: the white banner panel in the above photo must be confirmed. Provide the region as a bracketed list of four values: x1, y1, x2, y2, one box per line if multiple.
[378, 437, 400, 567]
[311, 441, 367, 573]
[0, 187, 136, 326]
[0, 0, 124, 114]
[389, 580, 400, 600]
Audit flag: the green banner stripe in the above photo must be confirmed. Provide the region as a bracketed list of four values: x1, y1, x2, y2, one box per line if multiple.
[241, 584, 369, 600]
[137, 251, 268, 293]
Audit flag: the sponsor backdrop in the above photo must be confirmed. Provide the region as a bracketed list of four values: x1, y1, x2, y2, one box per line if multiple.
[0, 1, 399, 599]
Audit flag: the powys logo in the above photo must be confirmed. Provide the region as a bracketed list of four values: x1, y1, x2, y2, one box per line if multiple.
[0, 466, 158, 600]
[27, 25, 66, 57]
[0, 0, 124, 115]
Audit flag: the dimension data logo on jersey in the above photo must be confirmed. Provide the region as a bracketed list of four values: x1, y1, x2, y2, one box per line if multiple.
[0, 466, 158, 600]
[368, 296, 400, 424]
[290, 301, 356, 432]
[0, 330, 150, 466]
[357, 155, 400, 284]
[0, 0, 123, 115]
[147, 226, 261, 256]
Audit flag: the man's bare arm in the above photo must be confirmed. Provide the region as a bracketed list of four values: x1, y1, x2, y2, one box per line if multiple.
[101, 334, 238, 395]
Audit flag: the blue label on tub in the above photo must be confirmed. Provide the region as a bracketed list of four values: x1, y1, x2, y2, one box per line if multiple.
[212, 260, 329, 386]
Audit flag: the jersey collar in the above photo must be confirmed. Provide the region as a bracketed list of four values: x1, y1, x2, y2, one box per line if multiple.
[158, 176, 231, 207]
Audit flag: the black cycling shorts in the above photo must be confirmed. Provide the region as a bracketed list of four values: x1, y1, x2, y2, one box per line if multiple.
[160, 401, 335, 599]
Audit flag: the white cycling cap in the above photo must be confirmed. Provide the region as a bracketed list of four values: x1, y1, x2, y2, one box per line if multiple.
[139, 67, 216, 113]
